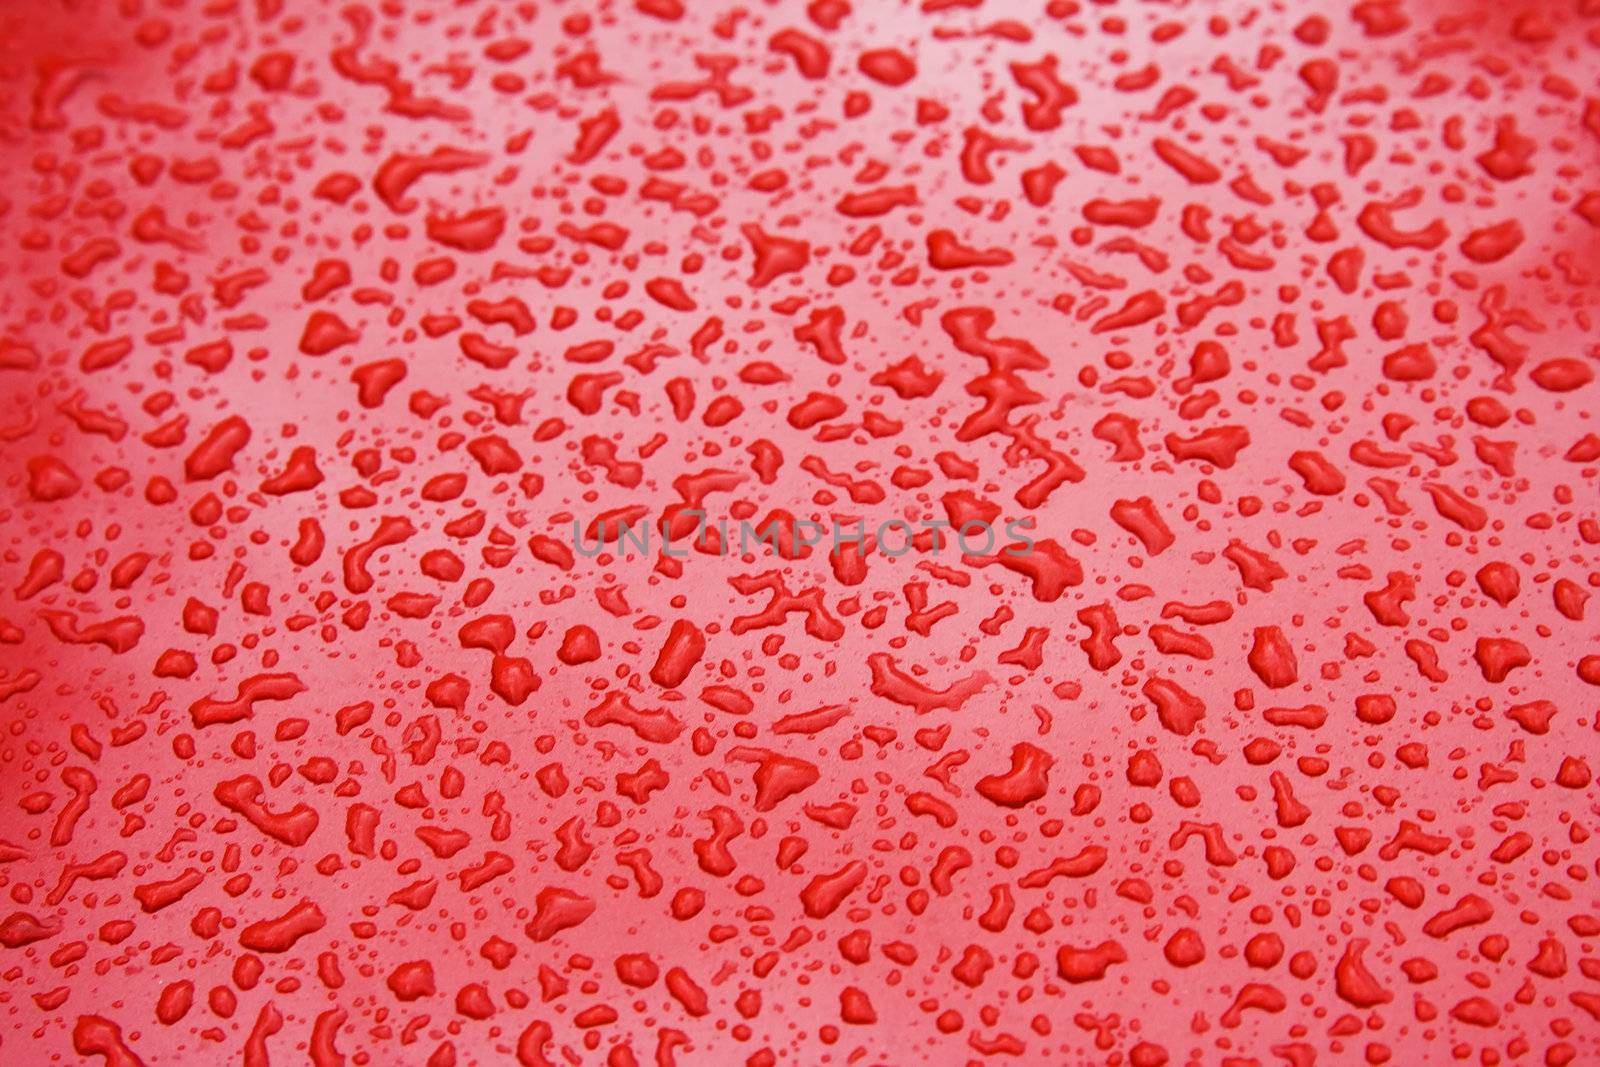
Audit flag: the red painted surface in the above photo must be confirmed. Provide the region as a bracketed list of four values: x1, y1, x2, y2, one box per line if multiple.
[1, 0, 1599, 1063]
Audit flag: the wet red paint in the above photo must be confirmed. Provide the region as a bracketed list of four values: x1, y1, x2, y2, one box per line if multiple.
[2, 0, 1599, 1064]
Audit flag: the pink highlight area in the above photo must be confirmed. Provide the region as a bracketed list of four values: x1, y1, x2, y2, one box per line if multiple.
[0, 0, 1598, 1064]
